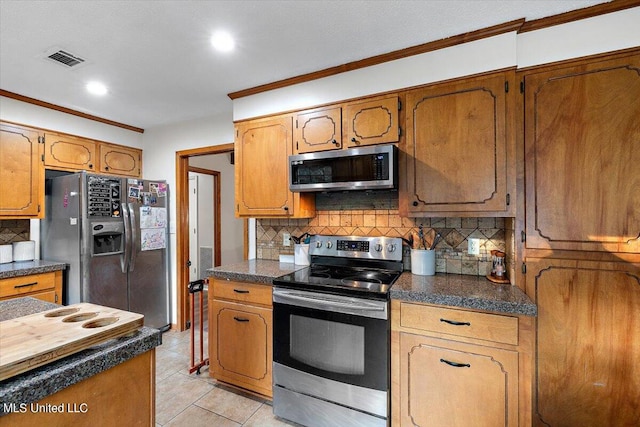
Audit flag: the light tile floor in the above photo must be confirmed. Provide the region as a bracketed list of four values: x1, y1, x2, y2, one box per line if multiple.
[155, 322, 299, 426]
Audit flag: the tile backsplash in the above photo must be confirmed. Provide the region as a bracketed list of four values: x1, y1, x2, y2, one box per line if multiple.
[257, 212, 513, 276]
[0, 220, 30, 244]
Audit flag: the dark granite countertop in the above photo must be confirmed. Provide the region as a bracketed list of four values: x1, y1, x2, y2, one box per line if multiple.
[0, 297, 161, 416]
[206, 260, 536, 316]
[390, 272, 537, 316]
[207, 259, 306, 284]
[0, 260, 67, 280]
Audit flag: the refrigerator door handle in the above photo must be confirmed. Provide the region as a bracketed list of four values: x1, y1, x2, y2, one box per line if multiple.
[129, 203, 137, 272]
[122, 202, 131, 274]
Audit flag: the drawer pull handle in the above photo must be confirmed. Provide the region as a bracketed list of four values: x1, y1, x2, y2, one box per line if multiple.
[440, 318, 470, 326]
[233, 289, 250, 294]
[440, 358, 470, 368]
[14, 282, 38, 289]
[233, 317, 249, 322]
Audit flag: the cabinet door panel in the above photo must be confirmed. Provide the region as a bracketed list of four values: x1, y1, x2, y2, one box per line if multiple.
[295, 107, 342, 153]
[345, 96, 399, 147]
[0, 123, 43, 217]
[44, 133, 96, 171]
[524, 54, 640, 252]
[526, 258, 640, 426]
[399, 333, 518, 427]
[404, 72, 510, 215]
[214, 303, 270, 380]
[98, 143, 141, 177]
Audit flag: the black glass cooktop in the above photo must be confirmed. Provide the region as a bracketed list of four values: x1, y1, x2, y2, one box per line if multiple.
[274, 262, 402, 299]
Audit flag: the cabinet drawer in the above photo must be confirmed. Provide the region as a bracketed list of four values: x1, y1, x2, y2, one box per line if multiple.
[212, 279, 272, 306]
[399, 302, 518, 345]
[0, 272, 56, 298]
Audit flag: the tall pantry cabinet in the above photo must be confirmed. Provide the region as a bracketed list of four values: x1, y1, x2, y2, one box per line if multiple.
[520, 50, 640, 426]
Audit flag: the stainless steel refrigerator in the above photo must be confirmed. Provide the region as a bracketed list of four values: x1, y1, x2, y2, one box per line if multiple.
[41, 171, 170, 330]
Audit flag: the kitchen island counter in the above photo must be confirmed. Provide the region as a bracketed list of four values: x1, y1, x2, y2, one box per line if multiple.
[390, 272, 537, 316]
[207, 259, 306, 284]
[0, 297, 161, 423]
[0, 260, 66, 280]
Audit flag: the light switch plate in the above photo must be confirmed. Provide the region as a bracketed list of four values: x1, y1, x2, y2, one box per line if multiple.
[283, 232, 291, 246]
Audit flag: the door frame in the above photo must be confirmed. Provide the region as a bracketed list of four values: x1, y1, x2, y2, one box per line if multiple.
[175, 144, 245, 331]
[188, 166, 221, 271]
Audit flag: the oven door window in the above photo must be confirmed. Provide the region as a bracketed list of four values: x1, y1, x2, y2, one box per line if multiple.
[290, 314, 365, 375]
[273, 302, 388, 391]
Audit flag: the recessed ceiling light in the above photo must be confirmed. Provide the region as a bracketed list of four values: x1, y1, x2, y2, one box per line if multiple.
[211, 30, 235, 52]
[86, 81, 108, 96]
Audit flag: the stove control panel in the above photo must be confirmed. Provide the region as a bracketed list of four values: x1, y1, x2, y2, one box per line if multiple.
[309, 234, 403, 261]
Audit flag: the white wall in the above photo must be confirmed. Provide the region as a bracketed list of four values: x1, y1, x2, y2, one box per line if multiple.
[142, 113, 234, 323]
[233, 7, 640, 121]
[189, 154, 244, 266]
[0, 96, 143, 147]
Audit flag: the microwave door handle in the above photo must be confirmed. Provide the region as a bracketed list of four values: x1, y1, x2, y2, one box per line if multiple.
[121, 203, 131, 273]
[276, 291, 385, 312]
[128, 203, 137, 272]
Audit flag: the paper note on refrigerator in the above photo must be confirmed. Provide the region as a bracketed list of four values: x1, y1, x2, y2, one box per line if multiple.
[140, 206, 167, 229]
[140, 207, 167, 251]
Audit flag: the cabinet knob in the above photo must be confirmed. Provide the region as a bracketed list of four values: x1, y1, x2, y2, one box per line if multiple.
[413, 201, 419, 207]
[283, 206, 289, 211]
[332, 140, 339, 146]
[351, 137, 359, 145]
[89, 164, 93, 169]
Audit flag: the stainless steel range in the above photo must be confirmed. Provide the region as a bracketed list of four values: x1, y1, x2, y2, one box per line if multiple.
[272, 234, 403, 427]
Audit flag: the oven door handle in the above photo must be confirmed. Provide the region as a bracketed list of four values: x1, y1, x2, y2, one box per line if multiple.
[273, 290, 387, 318]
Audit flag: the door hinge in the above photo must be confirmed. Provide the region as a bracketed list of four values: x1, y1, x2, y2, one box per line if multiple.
[295, 119, 298, 128]
[505, 81, 509, 93]
[522, 263, 527, 274]
[296, 141, 299, 150]
[41, 154, 45, 162]
[520, 81, 525, 94]
[506, 193, 510, 206]
[398, 126, 402, 137]
[55, 294, 58, 303]
[38, 204, 41, 213]
[521, 231, 526, 242]
[398, 100, 402, 111]
[236, 203, 239, 212]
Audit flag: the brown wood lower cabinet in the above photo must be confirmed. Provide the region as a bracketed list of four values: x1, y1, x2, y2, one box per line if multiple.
[392, 300, 533, 426]
[526, 257, 640, 426]
[0, 270, 63, 304]
[209, 279, 273, 398]
[3, 349, 155, 427]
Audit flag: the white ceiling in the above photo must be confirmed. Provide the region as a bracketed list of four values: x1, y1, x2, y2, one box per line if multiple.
[0, 0, 609, 130]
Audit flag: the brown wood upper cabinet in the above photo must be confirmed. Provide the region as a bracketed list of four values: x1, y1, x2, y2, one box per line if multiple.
[98, 143, 142, 177]
[344, 95, 400, 148]
[295, 106, 342, 153]
[523, 53, 640, 253]
[294, 95, 400, 154]
[44, 131, 142, 178]
[0, 122, 44, 218]
[235, 115, 315, 218]
[44, 132, 97, 172]
[401, 70, 515, 217]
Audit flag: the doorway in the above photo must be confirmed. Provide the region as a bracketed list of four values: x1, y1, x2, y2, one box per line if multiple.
[175, 144, 247, 331]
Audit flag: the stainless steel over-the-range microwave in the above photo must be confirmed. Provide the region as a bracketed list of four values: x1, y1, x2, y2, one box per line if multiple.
[289, 144, 397, 192]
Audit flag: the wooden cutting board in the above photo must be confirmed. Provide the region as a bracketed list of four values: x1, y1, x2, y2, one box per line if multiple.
[0, 303, 144, 381]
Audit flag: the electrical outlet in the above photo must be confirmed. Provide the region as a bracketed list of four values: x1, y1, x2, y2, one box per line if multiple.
[283, 232, 291, 246]
[468, 238, 480, 255]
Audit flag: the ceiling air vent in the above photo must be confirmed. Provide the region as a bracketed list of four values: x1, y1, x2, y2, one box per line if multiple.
[46, 50, 85, 67]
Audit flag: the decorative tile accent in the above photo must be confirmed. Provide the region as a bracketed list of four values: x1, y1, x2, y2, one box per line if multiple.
[256, 212, 508, 276]
[0, 220, 30, 244]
